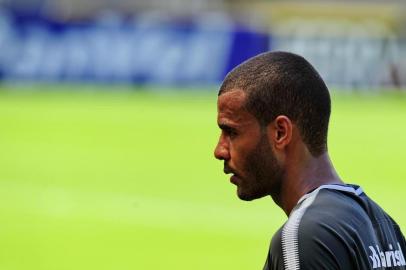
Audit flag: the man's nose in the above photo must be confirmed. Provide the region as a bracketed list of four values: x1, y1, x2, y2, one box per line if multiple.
[214, 137, 230, 161]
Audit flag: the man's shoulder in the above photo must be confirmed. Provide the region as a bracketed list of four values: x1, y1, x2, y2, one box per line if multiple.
[272, 186, 368, 249]
[277, 187, 374, 269]
[266, 185, 406, 270]
[301, 188, 371, 228]
[266, 188, 364, 269]
[296, 187, 386, 251]
[300, 186, 401, 234]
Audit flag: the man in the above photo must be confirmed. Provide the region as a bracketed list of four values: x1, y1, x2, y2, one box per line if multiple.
[214, 51, 406, 269]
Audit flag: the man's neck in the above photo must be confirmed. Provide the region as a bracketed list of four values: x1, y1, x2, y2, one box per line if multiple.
[273, 152, 343, 216]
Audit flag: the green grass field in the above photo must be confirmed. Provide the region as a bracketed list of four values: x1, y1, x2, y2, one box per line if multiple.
[0, 86, 405, 270]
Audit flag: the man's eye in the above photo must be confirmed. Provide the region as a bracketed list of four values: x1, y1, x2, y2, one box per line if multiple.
[219, 125, 238, 138]
[225, 129, 237, 138]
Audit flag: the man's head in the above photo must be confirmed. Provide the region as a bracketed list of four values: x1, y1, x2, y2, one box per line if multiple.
[214, 51, 331, 201]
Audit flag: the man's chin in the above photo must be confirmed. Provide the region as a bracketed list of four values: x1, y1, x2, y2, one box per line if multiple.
[236, 188, 265, 201]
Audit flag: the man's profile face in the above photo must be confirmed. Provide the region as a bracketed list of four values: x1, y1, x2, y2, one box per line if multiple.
[214, 90, 284, 201]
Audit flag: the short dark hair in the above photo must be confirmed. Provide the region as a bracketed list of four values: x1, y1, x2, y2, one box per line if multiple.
[219, 51, 331, 156]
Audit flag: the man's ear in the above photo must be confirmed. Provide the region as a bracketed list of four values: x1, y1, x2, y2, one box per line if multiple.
[267, 115, 293, 150]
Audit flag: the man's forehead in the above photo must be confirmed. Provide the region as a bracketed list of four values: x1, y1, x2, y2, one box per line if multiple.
[217, 89, 247, 111]
[217, 89, 255, 124]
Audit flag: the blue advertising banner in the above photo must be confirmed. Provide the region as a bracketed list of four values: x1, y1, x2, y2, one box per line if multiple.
[0, 9, 269, 85]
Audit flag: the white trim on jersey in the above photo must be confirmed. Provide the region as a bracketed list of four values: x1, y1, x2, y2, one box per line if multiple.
[297, 184, 363, 205]
[281, 184, 364, 270]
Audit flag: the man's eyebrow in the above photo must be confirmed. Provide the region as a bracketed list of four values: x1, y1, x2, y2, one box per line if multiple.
[218, 123, 236, 131]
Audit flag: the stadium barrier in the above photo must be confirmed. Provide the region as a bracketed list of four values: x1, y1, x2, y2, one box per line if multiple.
[0, 9, 268, 85]
[0, 3, 405, 88]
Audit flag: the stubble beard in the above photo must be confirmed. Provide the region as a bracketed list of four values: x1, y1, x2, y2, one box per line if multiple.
[238, 133, 284, 201]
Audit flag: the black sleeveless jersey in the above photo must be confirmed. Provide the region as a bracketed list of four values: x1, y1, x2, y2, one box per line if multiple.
[264, 184, 406, 270]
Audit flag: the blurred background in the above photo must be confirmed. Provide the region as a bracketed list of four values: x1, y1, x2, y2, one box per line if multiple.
[0, 0, 405, 269]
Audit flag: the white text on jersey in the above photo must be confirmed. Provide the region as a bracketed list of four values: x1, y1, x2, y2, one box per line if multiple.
[369, 242, 406, 268]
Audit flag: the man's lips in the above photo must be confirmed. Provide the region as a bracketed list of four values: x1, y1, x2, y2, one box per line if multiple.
[223, 165, 240, 185]
[223, 163, 236, 175]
